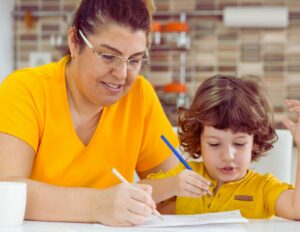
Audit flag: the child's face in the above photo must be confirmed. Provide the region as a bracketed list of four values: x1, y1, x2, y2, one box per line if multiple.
[200, 126, 254, 186]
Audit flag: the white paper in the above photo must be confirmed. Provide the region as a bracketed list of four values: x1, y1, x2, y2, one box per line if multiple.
[139, 210, 248, 228]
[92, 210, 248, 231]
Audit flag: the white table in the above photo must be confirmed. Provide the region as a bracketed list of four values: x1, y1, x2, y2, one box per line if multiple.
[1, 218, 300, 232]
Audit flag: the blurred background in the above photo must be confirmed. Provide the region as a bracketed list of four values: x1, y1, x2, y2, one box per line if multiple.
[1, 0, 300, 127]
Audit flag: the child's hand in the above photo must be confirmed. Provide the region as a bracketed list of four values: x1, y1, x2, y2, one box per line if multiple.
[283, 100, 300, 146]
[174, 169, 211, 198]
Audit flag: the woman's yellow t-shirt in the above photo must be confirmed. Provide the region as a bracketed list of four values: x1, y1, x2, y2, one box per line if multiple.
[0, 56, 178, 188]
[148, 162, 293, 219]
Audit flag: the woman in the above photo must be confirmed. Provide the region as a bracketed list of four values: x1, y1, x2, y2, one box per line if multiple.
[0, 0, 178, 226]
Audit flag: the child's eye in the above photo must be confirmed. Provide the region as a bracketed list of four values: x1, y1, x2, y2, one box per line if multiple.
[209, 143, 220, 147]
[234, 143, 246, 147]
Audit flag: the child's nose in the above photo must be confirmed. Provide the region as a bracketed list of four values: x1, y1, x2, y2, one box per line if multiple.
[221, 146, 235, 160]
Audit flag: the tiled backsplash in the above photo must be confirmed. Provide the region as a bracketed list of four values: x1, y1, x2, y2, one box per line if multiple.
[14, 0, 300, 126]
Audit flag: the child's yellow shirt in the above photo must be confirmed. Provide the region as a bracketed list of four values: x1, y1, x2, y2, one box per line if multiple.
[0, 56, 178, 188]
[148, 162, 293, 219]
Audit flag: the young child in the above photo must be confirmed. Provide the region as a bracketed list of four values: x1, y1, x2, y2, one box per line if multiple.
[147, 74, 300, 219]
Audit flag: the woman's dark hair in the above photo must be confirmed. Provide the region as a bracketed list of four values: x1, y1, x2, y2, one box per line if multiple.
[178, 74, 277, 161]
[66, 0, 151, 55]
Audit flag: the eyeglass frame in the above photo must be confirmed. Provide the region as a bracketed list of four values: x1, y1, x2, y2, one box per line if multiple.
[78, 29, 150, 71]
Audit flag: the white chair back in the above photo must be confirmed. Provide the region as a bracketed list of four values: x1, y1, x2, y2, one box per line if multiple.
[250, 129, 293, 183]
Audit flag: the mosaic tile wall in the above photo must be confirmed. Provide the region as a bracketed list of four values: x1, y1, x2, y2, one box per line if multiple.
[14, 0, 300, 126]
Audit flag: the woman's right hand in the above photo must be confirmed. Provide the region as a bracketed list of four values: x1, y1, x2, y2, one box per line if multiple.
[93, 183, 156, 226]
[173, 169, 211, 198]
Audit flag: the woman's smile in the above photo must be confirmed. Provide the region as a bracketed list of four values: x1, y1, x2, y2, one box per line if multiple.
[100, 81, 123, 93]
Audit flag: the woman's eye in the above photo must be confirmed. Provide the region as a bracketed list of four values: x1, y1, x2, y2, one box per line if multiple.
[129, 59, 140, 65]
[101, 54, 117, 62]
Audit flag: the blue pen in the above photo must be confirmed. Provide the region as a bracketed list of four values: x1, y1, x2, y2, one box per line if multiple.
[161, 135, 192, 170]
[161, 134, 212, 196]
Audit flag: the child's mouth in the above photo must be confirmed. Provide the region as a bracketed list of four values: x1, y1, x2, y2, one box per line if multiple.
[220, 166, 235, 174]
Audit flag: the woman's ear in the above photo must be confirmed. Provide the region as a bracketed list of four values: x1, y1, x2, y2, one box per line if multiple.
[68, 27, 79, 58]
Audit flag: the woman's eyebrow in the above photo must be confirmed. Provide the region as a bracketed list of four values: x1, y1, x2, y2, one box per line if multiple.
[99, 44, 146, 57]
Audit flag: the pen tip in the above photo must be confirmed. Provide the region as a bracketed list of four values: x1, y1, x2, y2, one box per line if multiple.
[206, 189, 212, 196]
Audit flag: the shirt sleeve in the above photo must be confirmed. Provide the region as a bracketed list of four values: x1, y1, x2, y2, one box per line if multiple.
[263, 174, 294, 216]
[135, 78, 179, 172]
[0, 71, 44, 152]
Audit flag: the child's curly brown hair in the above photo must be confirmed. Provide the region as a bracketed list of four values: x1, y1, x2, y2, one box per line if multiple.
[178, 74, 277, 161]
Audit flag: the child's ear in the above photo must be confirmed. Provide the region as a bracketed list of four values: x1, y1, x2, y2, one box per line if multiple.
[252, 144, 259, 153]
[194, 148, 201, 158]
[251, 144, 260, 161]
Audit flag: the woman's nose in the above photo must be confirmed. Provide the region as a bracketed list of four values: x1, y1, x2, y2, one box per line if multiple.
[112, 62, 127, 80]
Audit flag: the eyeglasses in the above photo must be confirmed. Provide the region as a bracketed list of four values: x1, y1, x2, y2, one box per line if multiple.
[78, 29, 149, 71]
